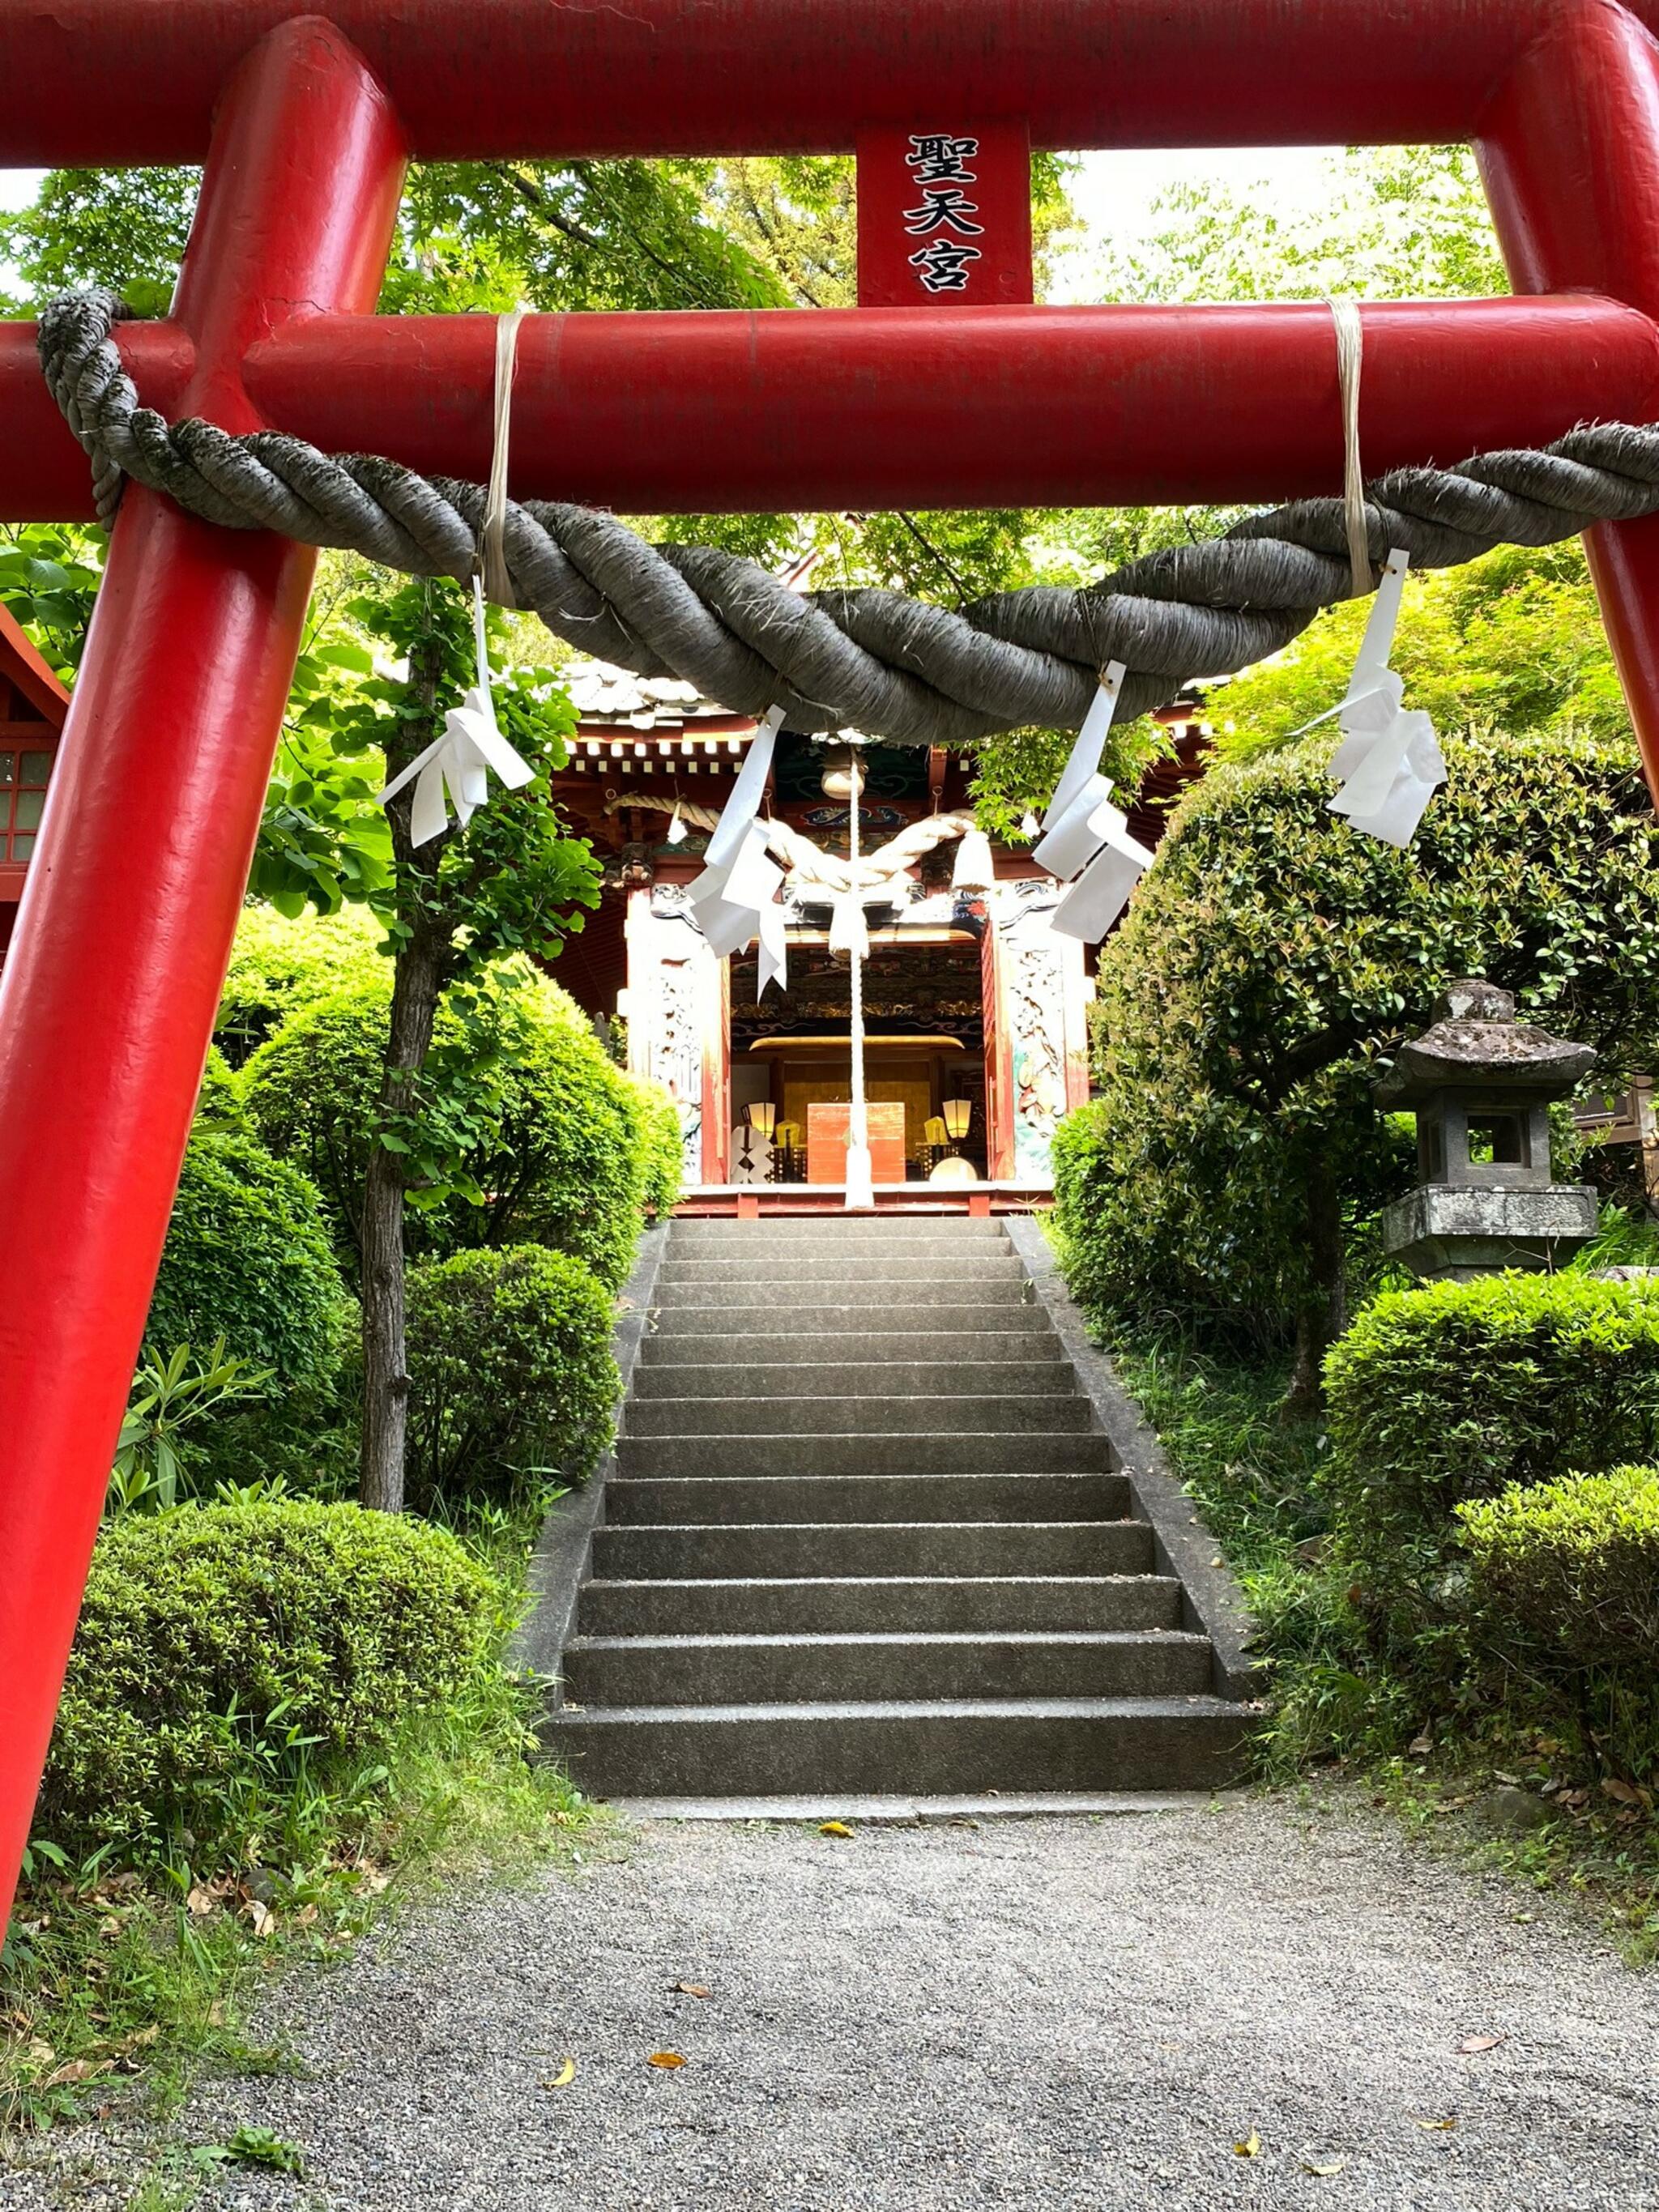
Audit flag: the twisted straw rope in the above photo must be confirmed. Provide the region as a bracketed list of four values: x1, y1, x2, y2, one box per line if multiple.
[39, 288, 1659, 747]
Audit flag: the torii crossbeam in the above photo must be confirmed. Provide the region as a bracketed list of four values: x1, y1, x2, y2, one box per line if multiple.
[4, 0, 1659, 1924]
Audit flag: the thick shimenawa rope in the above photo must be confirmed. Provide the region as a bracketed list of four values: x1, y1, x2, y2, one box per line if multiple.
[39, 287, 1659, 747]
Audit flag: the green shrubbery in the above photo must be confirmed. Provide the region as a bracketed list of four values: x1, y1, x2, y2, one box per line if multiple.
[630, 1076, 684, 1219]
[215, 903, 386, 1068]
[243, 966, 652, 1288]
[1461, 1468, 1659, 1783]
[1461, 1468, 1659, 1677]
[39, 1501, 501, 1862]
[1321, 1274, 1659, 1652]
[406, 1244, 619, 1505]
[1055, 728, 1659, 1374]
[147, 1128, 352, 1402]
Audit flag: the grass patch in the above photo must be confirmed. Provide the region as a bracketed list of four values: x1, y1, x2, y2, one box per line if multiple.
[2, 1493, 608, 2145]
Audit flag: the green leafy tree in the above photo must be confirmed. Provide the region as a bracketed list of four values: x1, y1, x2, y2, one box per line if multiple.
[1054, 727, 1659, 1407]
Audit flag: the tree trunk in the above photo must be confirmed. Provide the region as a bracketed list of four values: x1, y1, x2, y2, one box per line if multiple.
[1282, 1153, 1346, 1420]
[360, 630, 450, 1511]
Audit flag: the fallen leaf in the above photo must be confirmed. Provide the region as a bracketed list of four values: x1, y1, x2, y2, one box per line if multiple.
[294, 1903, 318, 1928]
[186, 1887, 216, 1917]
[542, 2056, 577, 2089]
[818, 1821, 854, 1839]
[1412, 2116, 1458, 2132]
[245, 1899, 275, 1939]
[672, 1983, 711, 1999]
[1457, 2033, 1507, 2055]
[1234, 2131, 1260, 2158]
[43, 2058, 112, 2089]
[1408, 1731, 1434, 1757]
[1299, 2152, 1347, 2177]
[648, 2051, 686, 2069]
[1601, 1777, 1643, 1806]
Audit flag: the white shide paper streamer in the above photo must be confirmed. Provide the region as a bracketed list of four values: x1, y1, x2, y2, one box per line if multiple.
[1030, 660, 1157, 940]
[686, 705, 789, 999]
[1294, 548, 1448, 849]
[377, 575, 535, 846]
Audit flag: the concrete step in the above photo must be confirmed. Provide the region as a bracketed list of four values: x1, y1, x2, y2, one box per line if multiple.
[614, 1430, 1114, 1478]
[625, 1392, 1093, 1438]
[672, 1231, 1013, 1258]
[648, 1305, 1045, 1339]
[578, 1573, 1185, 1638]
[655, 1280, 1039, 1311]
[563, 1629, 1217, 1707]
[590, 1519, 1155, 1580]
[672, 1221, 1009, 1247]
[639, 1328, 1060, 1366]
[632, 1358, 1077, 1399]
[659, 1254, 1027, 1285]
[540, 1695, 1252, 1796]
[604, 1470, 1130, 1525]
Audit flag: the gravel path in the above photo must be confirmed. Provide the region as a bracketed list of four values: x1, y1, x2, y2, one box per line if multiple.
[10, 1792, 1659, 2211]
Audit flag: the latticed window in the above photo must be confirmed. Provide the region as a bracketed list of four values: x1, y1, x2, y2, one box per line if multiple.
[1, 744, 53, 864]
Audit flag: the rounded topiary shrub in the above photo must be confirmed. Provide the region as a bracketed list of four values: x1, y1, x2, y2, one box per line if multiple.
[1461, 1466, 1659, 1778]
[406, 1243, 619, 1504]
[1461, 1467, 1659, 1676]
[244, 969, 651, 1289]
[147, 1127, 352, 1400]
[40, 1501, 501, 1861]
[216, 903, 386, 1068]
[1322, 1272, 1659, 1654]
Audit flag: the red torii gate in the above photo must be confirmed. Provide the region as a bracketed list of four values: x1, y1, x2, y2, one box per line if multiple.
[2, 0, 1659, 1921]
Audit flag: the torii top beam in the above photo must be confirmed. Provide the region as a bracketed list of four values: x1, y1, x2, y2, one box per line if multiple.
[2, 0, 1657, 160]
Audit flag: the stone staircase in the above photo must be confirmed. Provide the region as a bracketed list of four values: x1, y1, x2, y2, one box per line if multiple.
[539, 1214, 1251, 1802]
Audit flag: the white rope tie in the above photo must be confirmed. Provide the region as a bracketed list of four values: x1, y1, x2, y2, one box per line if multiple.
[1327, 296, 1371, 599]
[481, 302, 528, 606]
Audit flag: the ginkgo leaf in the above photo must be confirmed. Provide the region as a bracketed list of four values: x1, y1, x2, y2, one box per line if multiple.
[1299, 2153, 1346, 2177]
[1457, 2033, 1506, 2054]
[1234, 2131, 1261, 2157]
[542, 2057, 576, 2089]
[673, 1983, 712, 1999]
[648, 2052, 686, 2069]
[1412, 2116, 1458, 2131]
[819, 1821, 854, 1839]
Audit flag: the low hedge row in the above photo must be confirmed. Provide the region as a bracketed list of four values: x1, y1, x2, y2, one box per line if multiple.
[1461, 1467, 1659, 1779]
[1320, 1272, 1659, 1652]
[41, 1501, 501, 1862]
[406, 1243, 620, 1506]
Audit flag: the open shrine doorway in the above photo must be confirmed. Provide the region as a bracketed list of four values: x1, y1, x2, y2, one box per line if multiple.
[730, 932, 990, 1185]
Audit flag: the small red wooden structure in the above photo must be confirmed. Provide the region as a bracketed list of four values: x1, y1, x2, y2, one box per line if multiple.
[0, 604, 67, 966]
[6, 0, 1659, 1922]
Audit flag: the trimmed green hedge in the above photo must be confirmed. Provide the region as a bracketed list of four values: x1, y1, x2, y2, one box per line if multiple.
[406, 1243, 619, 1504]
[1461, 1467, 1659, 1676]
[147, 1128, 352, 1401]
[1322, 1273, 1659, 1647]
[40, 1502, 501, 1861]
[215, 904, 386, 1068]
[243, 970, 651, 1289]
[1461, 1467, 1659, 1779]
[629, 1076, 684, 1220]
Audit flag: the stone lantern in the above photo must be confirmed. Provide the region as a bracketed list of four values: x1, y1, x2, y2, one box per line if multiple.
[1375, 979, 1598, 1281]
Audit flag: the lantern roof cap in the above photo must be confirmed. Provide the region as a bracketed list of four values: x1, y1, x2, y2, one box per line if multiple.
[1375, 978, 1595, 1106]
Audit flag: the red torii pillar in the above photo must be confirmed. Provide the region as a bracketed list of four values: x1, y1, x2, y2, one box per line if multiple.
[0, 21, 405, 1917]
[6, 0, 1659, 1928]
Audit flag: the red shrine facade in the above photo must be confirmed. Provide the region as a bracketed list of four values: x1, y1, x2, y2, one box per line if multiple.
[0, 606, 67, 976]
[545, 661, 1208, 1197]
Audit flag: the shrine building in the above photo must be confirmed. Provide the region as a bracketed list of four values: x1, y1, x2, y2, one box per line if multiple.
[546, 659, 1207, 1204]
[0, 604, 67, 978]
